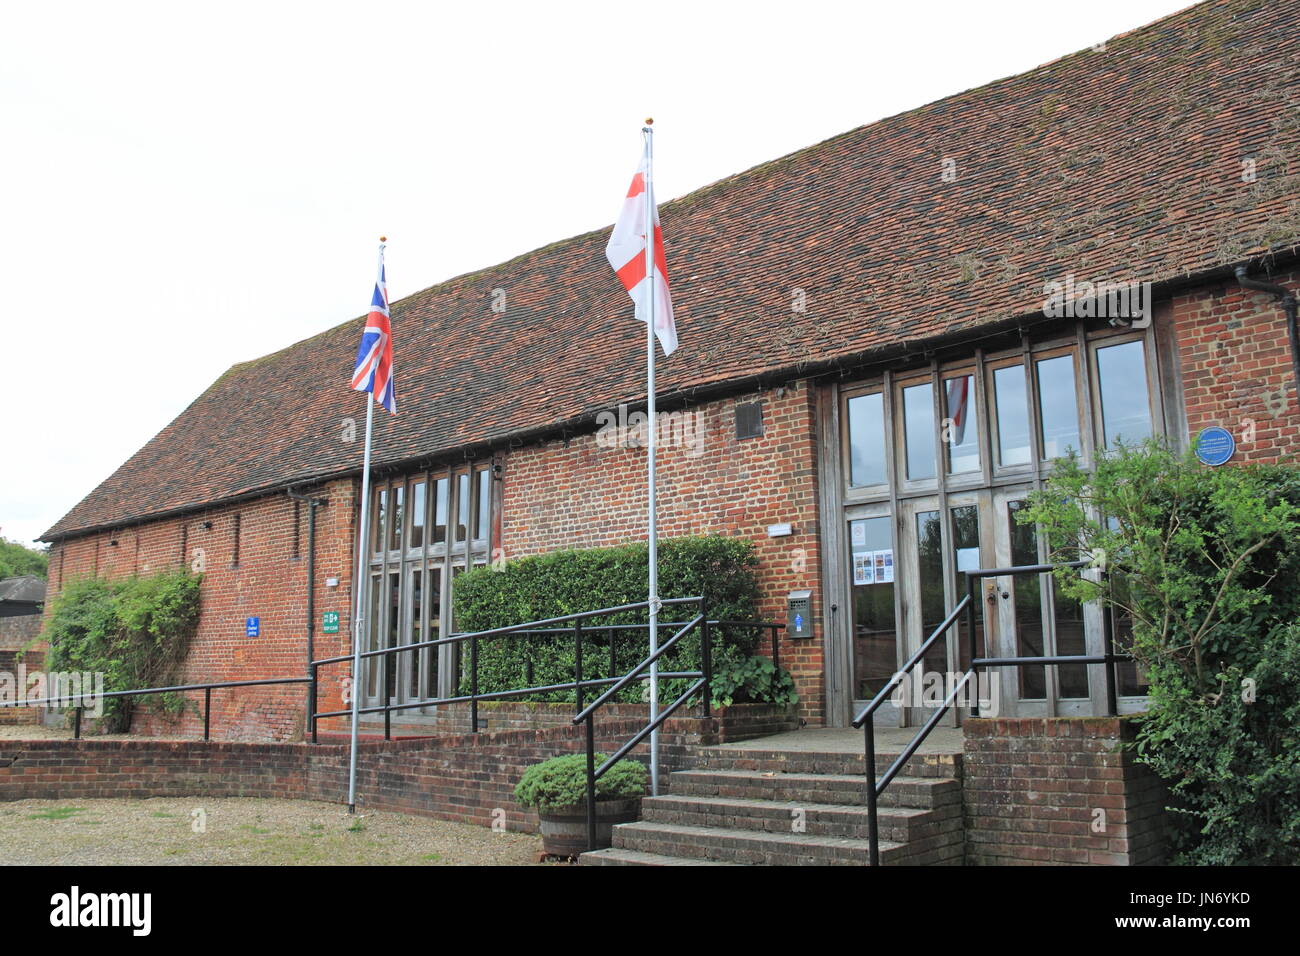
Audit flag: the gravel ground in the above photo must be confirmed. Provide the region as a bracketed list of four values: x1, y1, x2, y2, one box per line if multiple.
[0, 725, 190, 741]
[0, 797, 545, 865]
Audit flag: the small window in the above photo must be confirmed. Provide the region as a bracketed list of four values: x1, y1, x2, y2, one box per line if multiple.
[902, 383, 936, 480]
[389, 484, 405, 551]
[455, 473, 470, 543]
[409, 480, 427, 550]
[473, 468, 490, 541]
[846, 392, 886, 488]
[943, 373, 979, 475]
[433, 478, 449, 545]
[992, 364, 1032, 467]
[735, 402, 763, 440]
[1096, 340, 1153, 447]
[1035, 354, 1081, 460]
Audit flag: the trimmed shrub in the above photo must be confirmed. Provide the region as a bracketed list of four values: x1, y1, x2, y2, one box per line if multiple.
[514, 753, 647, 810]
[453, 535, 767, 702]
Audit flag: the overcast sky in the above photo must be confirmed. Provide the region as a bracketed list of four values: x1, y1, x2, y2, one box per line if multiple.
[0, 0, 1189, 547]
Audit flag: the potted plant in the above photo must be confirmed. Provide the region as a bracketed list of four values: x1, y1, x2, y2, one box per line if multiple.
[514, 752, 647, 856]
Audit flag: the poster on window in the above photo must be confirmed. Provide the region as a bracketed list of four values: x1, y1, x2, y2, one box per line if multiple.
[850, 520, 867, 547]
[853, 552, 873, 586]
[878, 549, 894, 583]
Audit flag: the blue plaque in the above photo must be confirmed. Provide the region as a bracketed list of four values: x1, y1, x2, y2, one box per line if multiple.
[245, 616, 260, 637]
[1194, 426, 1235, 467]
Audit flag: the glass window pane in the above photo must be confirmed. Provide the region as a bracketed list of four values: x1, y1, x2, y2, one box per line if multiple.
[1054, 579, 1089, 698]
[847, 393, 886, 488]
[917, 510, 946, 675]
[903, 384, 936, 481]
[849, 516, 896, 699]
[993, 365, 1032, 466]
[951, 504, 984, 671]
[1008, 500, 1046, 699]
[433, 478, 448, 545]
[373, 488, 387, 555]
[365, 574, 382, 697]
[1036, 355, 1081, 460]
[389, 485, 404, 551]
[409, 481, 426, 550]
[409, 568, 423, 697]
[1096, 340, 1153, 447]
[474, 468, 490, 541]
[943, 374, 980, 474]
[455, 474, 470, 543]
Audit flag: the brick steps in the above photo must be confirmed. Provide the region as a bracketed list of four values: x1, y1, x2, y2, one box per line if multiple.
[580, 739, 966, 866]
[640, 793, 933, 843]
[668, 768, 961, 809]
[580, 847, 743, 866]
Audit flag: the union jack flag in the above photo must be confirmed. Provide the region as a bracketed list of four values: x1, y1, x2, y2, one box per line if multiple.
[352, 244, 396, 414]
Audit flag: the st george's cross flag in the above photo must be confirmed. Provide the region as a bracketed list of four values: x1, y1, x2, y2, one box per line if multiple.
[352, 244, 397, 414]
[606, 145, 678, 355]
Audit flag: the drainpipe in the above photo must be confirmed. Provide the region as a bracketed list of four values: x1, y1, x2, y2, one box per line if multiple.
[287, 485, 328, 722]
[1234, 265, 1300, 395]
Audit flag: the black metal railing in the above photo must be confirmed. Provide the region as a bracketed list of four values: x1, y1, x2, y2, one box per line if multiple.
[0, 676, 313, 740]
[852, 559, 1132, 865]
[309, 596, 712, 741]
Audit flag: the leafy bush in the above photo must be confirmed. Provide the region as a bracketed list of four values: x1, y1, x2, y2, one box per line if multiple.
[514, 753, 647, 810]
[42, 570, 203, 732]
[1020, 440, 1300, 863]
[454, 535, 763, 702]
[0, 537, 48, 579]
[710, 649, 799, 710]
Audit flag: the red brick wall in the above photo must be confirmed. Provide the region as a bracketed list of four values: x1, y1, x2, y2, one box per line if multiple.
[44, 478, 360, 741]
[1171, 271, 1300, 461]
[0, 715, 714, 833]
[963, 717, 1168, 865]
[500, 381, 825, 722]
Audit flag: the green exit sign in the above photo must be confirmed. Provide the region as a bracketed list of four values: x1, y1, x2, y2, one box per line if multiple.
[322, 611, 340, 634]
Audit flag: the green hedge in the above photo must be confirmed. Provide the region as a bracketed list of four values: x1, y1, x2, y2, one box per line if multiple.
[453, 535, 763, 702]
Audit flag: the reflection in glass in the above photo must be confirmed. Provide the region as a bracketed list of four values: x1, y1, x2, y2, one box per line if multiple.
[1036, 355, 1081, 459]
[1008, 501, 1046, 699]
[944, 375, 980, 474]
[1097, 341, 1152, 447]
[903, 384, 936, 480]
[424, 568, 443, 699]
[849, 516, 895, 699]
[374, 488, 387, 555]
[433, 478, 448, 545]
[409, 481, 426, 550]
[847, 393, 886, 487]
[409, 569, 423, 697]
[951, 504, 983, 671]
[474, 468, 491, 541]
[917, 511, 947, 677]
[456, 474, 470, 542]
[993, 365, 1032, 466]
[389, 485, 404, 551]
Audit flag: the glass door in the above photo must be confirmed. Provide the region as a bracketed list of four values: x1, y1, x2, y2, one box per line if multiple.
[847, 505, 899, 725]
[895, 491, 994, 725]
[989, 487, 1094, 716]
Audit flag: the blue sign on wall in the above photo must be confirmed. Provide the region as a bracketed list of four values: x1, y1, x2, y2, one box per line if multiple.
[1194, 426, 1235, 467]
[245, 617, 260, 637]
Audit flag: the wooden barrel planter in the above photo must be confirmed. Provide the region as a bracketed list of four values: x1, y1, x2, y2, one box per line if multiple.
[537, 798, 642, 856]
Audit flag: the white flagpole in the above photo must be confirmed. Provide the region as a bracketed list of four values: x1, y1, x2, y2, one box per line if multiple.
[347, 240, 383, 813]
[643, 120, 660, 796]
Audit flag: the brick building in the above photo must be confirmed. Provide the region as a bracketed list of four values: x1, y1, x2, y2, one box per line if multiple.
[37, 0, 1300, 739]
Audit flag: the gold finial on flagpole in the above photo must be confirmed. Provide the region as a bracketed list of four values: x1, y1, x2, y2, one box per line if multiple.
[645, 117, 654, 126]
[379, 235, 387, 242]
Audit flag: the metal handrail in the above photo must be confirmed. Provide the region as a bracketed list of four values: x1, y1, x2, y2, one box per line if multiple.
[0, 675, 313, 741]
[853, 559, 1132, 865]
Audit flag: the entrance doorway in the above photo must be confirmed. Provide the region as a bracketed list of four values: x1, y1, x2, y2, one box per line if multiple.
[825, 320, 1169, 726]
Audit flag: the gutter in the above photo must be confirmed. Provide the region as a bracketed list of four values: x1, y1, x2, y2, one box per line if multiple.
[1234, 265, 1300, 396]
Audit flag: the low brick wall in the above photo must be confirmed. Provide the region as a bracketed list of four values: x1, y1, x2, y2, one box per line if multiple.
[0, 609, 45, 726]
[962, 717, 1168, 865]
[0, 713, 737, 832]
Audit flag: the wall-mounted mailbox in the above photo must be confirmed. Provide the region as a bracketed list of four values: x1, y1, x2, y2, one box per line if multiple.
[787, 589, 813, 639]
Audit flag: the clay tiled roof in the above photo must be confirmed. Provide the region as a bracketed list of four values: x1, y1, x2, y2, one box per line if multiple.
[44, 0, 1300, 540]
